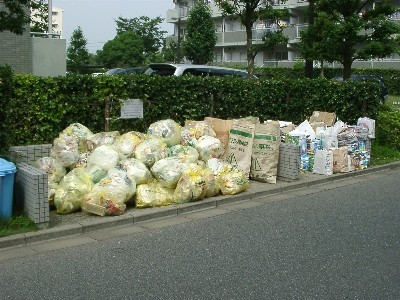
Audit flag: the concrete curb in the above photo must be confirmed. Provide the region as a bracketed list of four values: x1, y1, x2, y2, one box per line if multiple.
[1, 162, 399, 249]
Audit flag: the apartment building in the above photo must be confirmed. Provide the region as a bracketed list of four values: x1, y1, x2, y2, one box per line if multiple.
[31, 5, 63, 37]
[166, 0, 400, 69]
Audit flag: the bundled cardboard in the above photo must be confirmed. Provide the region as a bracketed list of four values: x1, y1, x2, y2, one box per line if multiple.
[309, 111, 337, 133]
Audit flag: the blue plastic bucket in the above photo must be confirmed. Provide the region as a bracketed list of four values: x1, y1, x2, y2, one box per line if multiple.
[0, 158, 17, 220]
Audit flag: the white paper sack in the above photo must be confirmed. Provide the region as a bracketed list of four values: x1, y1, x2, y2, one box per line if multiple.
[313, 149, 333, 175]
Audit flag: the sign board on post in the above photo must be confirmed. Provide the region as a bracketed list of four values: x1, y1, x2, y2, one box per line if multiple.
[120, 99, 144, 119]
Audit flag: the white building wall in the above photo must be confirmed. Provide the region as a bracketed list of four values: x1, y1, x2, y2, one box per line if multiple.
[167, 0, 400, 68]
[31, 5, 63, 37]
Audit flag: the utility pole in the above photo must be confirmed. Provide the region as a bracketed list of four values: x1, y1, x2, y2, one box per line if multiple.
[177, 14, 181, 63]
[48, 0, 52, 37]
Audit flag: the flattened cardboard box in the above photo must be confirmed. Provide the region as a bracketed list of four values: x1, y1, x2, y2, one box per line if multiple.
[309, 111, 336, 127]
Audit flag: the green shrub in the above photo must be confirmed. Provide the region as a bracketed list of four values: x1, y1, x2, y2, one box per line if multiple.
[5, 74, 382, 147]
[0, 65, 13, 157]
[375, 105, 400, 150]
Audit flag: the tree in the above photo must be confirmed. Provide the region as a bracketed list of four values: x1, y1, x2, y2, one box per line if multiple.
[182, 1, 217, 64]
[300, 0, 400, 80]
[96, 31, 145, 68]
[0, 0, 31, 34]
[30, 0, 48, 33]
[215, 0, 289, 76]
[67, 27, 90, 73]
[114, 16, 167, 61]
[162, 40, 178, 63]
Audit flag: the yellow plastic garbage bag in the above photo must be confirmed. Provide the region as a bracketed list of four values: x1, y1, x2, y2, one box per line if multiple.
[135, 182, 174, 208]
[174, 164, 207, 204]
[134, 137, 168, 167]
[54, 168, 93, 214]
[216, 165, 250, 195]
[148, 119, 182, 147]
[82, 168, 136, 216]
[150, 157, 186, 189]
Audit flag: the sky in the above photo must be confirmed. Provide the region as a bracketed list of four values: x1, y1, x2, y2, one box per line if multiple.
[53, 0, 174, 53]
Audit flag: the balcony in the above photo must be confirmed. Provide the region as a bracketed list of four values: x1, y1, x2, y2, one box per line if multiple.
[216, 31, 247, 46]
[271, 0, 309, 8]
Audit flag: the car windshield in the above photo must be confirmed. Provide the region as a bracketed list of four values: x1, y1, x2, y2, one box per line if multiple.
[105, 68, 125, 75]
[145, 65, 177, 76]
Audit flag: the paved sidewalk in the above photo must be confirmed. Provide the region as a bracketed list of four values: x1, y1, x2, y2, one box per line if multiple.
[1, 162, 399, 250]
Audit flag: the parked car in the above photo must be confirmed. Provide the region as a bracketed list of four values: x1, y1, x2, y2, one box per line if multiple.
[333, 74, 388, 103]
[104, 67, 145, 75]
[144, 63, 256, 78]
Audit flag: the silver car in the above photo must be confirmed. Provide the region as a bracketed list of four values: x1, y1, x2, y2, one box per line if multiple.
[144, 63, 255, 78]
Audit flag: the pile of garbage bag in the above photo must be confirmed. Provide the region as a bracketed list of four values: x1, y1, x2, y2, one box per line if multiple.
[38, 120, 250, 216]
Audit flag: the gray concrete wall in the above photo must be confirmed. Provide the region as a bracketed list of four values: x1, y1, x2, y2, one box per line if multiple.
[0, 3, 32, 73]
[31, 37, 66, 77]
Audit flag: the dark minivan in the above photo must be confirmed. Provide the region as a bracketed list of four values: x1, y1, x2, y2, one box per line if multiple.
[334, 74, 388, 103]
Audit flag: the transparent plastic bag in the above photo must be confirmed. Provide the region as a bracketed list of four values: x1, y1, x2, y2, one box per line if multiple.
[135, 182, 174, 208]
[87, 145, 120, 171]
[167, 144, 199, 163]
[173, 164, 207, 204]
[203, 167, 220, 198]
[82, 167, 136, 216]
[51, 134, 80, 168]
[61, 123, 93, 152]
[87, 131, 120, 151]
[54, 168, 93, 214]
[183, 120, 216, 139]
[148, 119, 182, 147]
[120, 157, 153, 185]
[195, 136, 225, 161]
[134, 137, 168, 167]
[114, 131, 146, 158]
[150, 157, 186, 189]
[216, 165, 250, 195]
[35, 156, 66, 184]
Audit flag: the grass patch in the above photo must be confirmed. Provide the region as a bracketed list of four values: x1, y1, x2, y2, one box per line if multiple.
[370, 142, 400, 166]
[0, 215, 38, 238]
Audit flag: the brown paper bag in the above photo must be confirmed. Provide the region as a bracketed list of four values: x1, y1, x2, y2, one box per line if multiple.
[204, 117, 233, 158]
[332, 147, 350, 173]
[250, 120, 281, 183]
[225, 118, 257, 178]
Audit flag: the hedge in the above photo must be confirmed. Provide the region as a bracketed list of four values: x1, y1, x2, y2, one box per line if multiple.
[2, 73, 381, 152]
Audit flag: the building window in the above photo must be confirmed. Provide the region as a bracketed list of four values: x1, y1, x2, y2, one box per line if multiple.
[275, 52, 288, 60]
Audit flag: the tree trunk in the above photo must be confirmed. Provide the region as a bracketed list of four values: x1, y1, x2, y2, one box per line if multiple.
[305, 0, 315, 78]
[342, 44, 353, 80]
[246, 24, 254, 77]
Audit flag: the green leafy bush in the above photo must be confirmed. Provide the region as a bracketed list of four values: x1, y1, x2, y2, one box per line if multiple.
[0, 65, 13, 156]
[5, 74, 381, 147]
[375, 105, 400, 150]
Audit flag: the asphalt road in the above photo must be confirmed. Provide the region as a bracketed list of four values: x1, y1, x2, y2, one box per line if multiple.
[0, 169, 399, 300]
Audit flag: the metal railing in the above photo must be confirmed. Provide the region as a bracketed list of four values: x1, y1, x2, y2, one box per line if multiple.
[30, 32, 61, 38]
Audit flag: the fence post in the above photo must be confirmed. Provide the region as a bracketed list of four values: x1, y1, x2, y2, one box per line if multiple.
[210, 93, 214, 117]
[105, 96, 110, 132]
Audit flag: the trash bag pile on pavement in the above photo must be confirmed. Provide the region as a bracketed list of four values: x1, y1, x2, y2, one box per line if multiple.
[283, 112, 375, 175]
[35, 119, 252, 216]
[34, 112, 375, 217]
